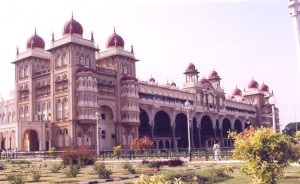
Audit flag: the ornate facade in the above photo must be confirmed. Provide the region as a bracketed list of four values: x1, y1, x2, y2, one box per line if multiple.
[0, 16, 279, 151]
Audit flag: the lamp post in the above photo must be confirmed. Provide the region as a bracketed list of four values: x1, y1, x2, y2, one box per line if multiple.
[184, 100, 193, 162]
[95, 112, 100, 157]
[9, 131, 11, 149]
[268, 96, 277, 132]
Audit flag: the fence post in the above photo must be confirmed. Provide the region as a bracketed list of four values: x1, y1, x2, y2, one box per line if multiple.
[205, 149, 208, 161]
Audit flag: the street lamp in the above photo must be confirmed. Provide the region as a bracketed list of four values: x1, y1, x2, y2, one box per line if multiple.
[95, 112, 101, 157]
[184, 100, 193, 162]
[268, 96, 277, 132]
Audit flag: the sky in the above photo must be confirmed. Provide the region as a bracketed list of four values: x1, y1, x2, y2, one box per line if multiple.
[0, 0, 299, 130]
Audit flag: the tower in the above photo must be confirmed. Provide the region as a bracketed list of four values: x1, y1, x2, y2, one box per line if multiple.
[289, 0, 300, 60]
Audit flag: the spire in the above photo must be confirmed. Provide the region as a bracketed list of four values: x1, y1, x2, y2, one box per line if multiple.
[114, 26, 116, 33]
[34, 27, 36, 34]
[51, 32, 54, 42]
[71, 11, 74, 19]
[16, 46, 19, 55]
[91, 31, 94, 42]
[96, 44, 100, 53]
[131, 44, 134, 53]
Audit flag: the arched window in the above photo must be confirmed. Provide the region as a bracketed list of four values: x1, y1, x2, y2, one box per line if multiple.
[64, 129, 69, 147]
[63, 98, 68, 118]
[24, 65, 29, 76]
[57, 99, 62, 119]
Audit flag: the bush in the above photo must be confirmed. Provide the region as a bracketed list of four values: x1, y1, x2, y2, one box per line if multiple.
[64, 164, 80, 178]
[9, 160, 32, 165]
[141, 160, 149, 165]
[0, 163, 6, 170]
[147, 161, 163, 169]
[6, 172, 27, 184]
[60, 145, 96, 166]
[166, 171, 209, 184]
[49, 163, 61, 173]
[122, 162, 136, 174]
[167, 159, 183, 167]
[31, 170, 41, 182]
[229, 128, 300, 184]
[94, 162, 112, 179]
[113, 145, 122, 157]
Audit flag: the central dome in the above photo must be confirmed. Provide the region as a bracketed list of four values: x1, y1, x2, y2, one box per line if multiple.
[26, 30, 45, 49]
[63, 15, 83, 36]
[106, 28, 124, 48]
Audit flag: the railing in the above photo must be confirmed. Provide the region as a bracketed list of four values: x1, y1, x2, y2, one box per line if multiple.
[0, 148, 234, 161]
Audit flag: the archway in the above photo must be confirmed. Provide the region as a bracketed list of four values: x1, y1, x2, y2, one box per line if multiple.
[175, 113, 187, 148]
[216, 120, 221, 139]
[222, 118, 231, 138]
[139, 109, 151, 138]
[234, 119, 243, 133]
[200, 115, 214, 148]
[154, 111, 171, 138]
[98, 105, 115, 150]
[23, 130, 39, 151]
[192, 118, 199, 148]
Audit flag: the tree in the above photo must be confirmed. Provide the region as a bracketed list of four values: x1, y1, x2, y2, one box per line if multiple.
[131, 136, 154, 150]
[282, 122, 300, 137]
[229, 128, 300, 184]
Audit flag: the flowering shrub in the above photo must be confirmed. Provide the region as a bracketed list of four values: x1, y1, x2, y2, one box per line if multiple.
[229, 127, 300, 184]
[60, 145, 96, 166]
[93, 162, 112, 179]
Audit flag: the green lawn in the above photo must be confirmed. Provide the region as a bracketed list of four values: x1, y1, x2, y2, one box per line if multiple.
[0, 160, 299, 183]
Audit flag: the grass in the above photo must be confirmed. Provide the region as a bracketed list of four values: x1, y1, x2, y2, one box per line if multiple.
[0, 160, 299, 183]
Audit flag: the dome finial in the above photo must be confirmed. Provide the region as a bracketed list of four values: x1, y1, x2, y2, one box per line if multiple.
[91, 31, 94, 42]
[52, 32, 54, 42]
[114, 26, 116, 33]
[71, 11, 73, 19]
[16, 46, 19, 55]
[131, 44, 134, 53]
[34, 27, 36, 34]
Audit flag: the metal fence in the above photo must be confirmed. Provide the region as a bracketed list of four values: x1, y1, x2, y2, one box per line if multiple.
[0, 147, 234, 161]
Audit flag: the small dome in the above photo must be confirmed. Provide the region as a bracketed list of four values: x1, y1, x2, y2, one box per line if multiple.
[77, 67, 96, 73]
[259, 82, 269, 92]
[149, 77, 155, 82]
[232, 87, 242, 96]
[121, 75, 138, 82]
[209, 70, 219, 78]
[26, 30, 45, 49]
[199, 78, 211, 85]
[248, 78, 259, 89]
[171, 82, 176, 87]
[186, 63, 195, 70]
[106, 28, 124, 48]
[63, 15, 83, 36]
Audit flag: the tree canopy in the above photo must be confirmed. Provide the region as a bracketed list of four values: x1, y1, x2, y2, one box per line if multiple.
[282, 122, 300, 137]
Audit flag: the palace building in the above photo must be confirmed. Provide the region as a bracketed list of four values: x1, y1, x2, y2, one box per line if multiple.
[0, 16, 279, 151]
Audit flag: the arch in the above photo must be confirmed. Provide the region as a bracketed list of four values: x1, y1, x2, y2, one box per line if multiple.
[139, 108, 151, 138]
[192, 117, 199, 148]
[200, 115, 214, 147]
[153, 110, 172, 138]
[175, 113, 188, 148]
[97, 105, 116, 150]
[234, 119, 243, 133]
[23, 129, 39, 151]
[222, 118, 231, 139]
[97, 102, 116, 121]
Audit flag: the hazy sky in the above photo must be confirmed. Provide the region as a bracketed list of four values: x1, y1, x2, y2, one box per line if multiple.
[0, 0, 298, 129]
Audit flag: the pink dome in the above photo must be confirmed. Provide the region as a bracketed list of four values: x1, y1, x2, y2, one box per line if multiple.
[26, 30, 45, 49]
[232, 87, 242, 96]
[248, 78, 259, 89]
[199, 78, 211, 85]
[209, 70, 219, 78]
[186, 63, 195, 70]
[149, 77, 155, 82]
[259, 82, 269, 92]
[106, 28, 124, 48]
[63, 16, 83, 35]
